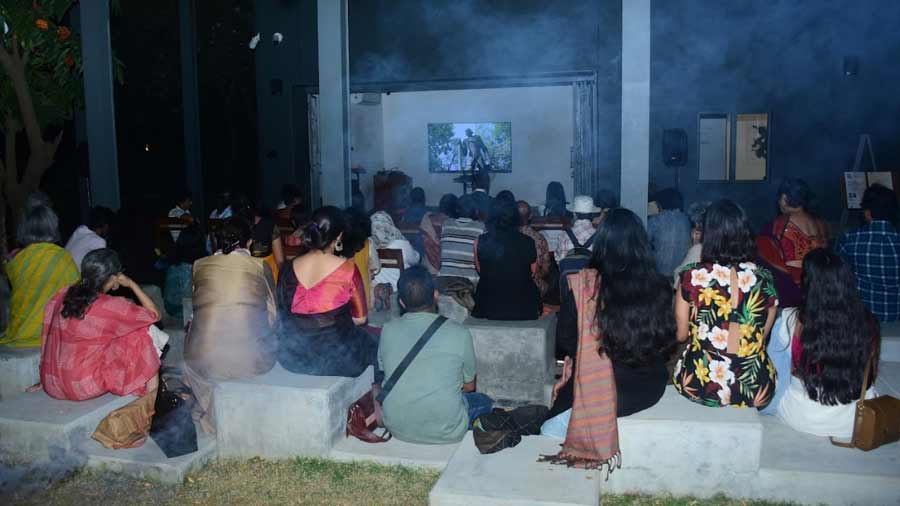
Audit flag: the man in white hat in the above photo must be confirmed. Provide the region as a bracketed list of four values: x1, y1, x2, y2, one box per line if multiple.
[554, 195, 603, 261]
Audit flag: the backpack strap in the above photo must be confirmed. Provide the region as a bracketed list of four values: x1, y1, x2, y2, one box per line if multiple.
[564, 228, 581, 248]
[376, 316, 448, 404]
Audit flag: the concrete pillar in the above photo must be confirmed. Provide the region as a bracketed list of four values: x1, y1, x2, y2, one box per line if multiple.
[620, 0, 651, 224]
[179, 0, 205, 216]
[316, 0, 351, 207]
[79, 0, 120, 210]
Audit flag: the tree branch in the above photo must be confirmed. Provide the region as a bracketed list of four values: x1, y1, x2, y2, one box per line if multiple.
[3, 118, 18, 192]
[0, 38, 44, 156]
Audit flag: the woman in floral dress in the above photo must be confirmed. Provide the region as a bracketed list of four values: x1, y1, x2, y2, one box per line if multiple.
[674, 199, 779, 408]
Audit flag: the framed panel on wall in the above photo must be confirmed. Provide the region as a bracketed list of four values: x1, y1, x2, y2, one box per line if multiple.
[698, 113, 730, 181]
[735, 113, 769, 181]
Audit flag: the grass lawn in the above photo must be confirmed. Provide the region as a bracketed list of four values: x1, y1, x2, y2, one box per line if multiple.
[8, 457, 801, 506]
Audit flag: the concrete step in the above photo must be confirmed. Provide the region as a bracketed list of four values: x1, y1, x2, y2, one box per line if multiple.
[756, 416, 900, 506]
[330, 436, 460, 470]
[881, 321, 900, 362]
[84, 425, 217, 484]
[0, 391, 134, 462]
[214, 364, 373, 459]
[429, 432, 602, 506]
[0, 346, 40, 401]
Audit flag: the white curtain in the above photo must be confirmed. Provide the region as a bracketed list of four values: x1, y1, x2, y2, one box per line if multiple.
[572, 81, 597, 197]
[307, 94, 321, 208]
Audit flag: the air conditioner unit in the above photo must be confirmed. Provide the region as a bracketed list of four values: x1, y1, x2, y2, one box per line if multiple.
[350, 93, 381, 105]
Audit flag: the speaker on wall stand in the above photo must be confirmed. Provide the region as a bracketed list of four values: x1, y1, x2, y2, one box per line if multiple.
[663, 128, 688, 191]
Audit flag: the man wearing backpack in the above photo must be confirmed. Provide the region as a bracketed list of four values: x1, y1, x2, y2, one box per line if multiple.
[554, 195, 602, 262]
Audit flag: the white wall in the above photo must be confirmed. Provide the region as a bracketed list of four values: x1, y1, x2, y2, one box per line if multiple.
[349, 101, 384, 209]
[381, 86, 574, 207]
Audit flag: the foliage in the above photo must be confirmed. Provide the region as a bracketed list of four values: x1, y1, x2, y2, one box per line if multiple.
[427, 122, 455, 172]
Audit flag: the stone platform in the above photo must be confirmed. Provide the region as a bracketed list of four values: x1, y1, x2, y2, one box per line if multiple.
[84, 426, 217, 484]
[430, 432, 602, 506]
[214, 364, 373, 459]
[330, 436, 460, 470]
[882, 321, 900, 363]
[0, 346, 40, 401]
[465, 315, 556, 405]
[0, 391, 133, 462]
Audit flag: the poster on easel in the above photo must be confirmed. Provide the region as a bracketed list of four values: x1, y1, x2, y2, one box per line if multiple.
[844, 172, 897, 209]
[866, 172, 894, 190]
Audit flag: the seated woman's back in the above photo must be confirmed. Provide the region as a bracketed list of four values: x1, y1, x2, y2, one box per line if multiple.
[289, 253, 359, 314]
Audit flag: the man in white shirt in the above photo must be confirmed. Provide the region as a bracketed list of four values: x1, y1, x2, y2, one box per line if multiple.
[555, 195, 601, 261]
[66, 206, 114, 271]
[168, 191, 194, 240]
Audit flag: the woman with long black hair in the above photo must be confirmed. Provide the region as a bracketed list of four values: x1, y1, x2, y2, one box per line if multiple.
[39, 249, 164, 401]
[770, 249, 880, 439]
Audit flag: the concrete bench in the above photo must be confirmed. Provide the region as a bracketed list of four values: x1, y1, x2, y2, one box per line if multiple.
[330, 436, 460, 470]
[430, 432, 602, 506]
[465, 315, 556, 406]
[0, 391, 134, 462]
[214, 364, 373, 459]
[84, 426, 217, 484]
[0, 346, 41, 401]
[881, 321, 900, 363]
[598, 386, 762, 497]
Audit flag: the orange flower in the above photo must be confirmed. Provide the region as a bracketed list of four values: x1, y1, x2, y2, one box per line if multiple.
[64, 53, 75, 68]
[32, 2, 40, 10]
[58, 26, 71, 41]
[36, 19, 49, 30]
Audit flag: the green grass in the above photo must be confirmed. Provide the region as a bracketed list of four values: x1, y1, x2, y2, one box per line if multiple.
[9, 457, 802, 506]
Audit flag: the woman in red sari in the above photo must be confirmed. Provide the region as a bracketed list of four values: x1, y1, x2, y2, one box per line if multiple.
[40, 249, 164, 401]
[277, 206, 380, 379]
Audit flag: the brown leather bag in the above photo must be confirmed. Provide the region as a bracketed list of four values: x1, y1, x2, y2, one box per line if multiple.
[831, 354, 900, 451]
[92, 388, 157, 449]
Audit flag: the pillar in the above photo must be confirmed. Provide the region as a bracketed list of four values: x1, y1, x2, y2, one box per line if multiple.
[179, 0, 205, 216]
[620, 0, 651, 224]
[79, 0, 120, 210]
[316, 0, 351, 207]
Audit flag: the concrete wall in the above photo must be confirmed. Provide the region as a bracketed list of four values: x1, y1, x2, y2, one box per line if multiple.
[380, 87, 574, 207]
[350, 101, 385, 208]
[650, 0, 900, 226]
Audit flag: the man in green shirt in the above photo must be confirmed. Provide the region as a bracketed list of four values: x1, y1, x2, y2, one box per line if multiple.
[378, 266, 493, 444]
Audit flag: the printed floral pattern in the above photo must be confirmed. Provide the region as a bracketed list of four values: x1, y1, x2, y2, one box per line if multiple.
[674, 262, 779, 408]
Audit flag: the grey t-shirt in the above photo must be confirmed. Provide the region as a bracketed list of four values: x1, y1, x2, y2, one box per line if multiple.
[377, 312, 476, 444]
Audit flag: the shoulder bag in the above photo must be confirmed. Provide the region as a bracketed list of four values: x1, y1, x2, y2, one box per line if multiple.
[346, 316, 448, 443]
[831, 352, 900, 451]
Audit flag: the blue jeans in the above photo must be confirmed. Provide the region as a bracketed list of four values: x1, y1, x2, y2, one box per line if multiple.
[463, 392, 494, 426]
[760, 310, 794, 415]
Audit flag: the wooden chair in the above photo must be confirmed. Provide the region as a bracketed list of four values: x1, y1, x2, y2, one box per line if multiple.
[377, 248, 405, 273]
[153, 217, 192, 253]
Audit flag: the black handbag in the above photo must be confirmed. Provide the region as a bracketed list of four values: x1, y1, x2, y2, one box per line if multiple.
[150, 376, 198, 458]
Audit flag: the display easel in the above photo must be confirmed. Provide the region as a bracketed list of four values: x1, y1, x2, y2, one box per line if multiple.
[839, 134, 899, 232]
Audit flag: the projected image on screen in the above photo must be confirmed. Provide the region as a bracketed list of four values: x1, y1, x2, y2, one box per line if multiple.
[428, 122, 512, 173]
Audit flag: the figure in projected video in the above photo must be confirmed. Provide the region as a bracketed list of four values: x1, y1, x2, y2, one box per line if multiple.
[462, 128, 492, 172]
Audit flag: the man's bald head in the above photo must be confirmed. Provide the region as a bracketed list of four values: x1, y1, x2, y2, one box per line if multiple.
[516, 201, 531, 227]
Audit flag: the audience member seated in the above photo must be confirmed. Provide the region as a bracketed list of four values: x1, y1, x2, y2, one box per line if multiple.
[837, 184, 900, 322]
[404, 187, 428, 225]
[284, 204, 310, 249]
[472, 200, 540, 320]
[555, 195, 601, 262]
[65, 206, 114, 271]
[763, 250, 880, 440]
[248, 209, 285, 282]
[183, 219, 277, 432]
[673, 199, 779, 409]
[378, 267, 492, 444]
[0, 205, 79, 348]
[547, 208, 675, 429]
[420, 193, 457, 274]
[343, 207, 380, 310]
[758, 178, 828, 307]
[371, 211, 420, 290]
[647, 188, 691, 277]
[494, 189, 516, 205]
[0, 271, 8, 334]
[277, 206, 380, 379]
[39, 249, 164, 401]
[517, 201, 552, 298]
[163, 225, 207, 319]
[276, 183, 303, 219]
[439, 198, 485, 284]
[167, 190, 194, 241]
[458, 171, 492, 221]
[543, 181, 570, 219]
[208, 189, 233, 219]
[674, 201, 709, 285]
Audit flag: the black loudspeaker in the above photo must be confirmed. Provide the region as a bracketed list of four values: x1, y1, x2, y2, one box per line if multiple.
[663, 128, 688, 167]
